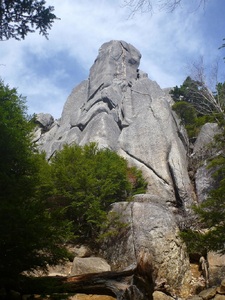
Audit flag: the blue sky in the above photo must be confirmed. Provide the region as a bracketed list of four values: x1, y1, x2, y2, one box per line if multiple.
[0, 0, 225, 119]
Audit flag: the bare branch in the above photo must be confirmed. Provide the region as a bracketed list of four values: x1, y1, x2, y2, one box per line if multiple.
[187, 57, 225, 116]
[158, 0, 182, 12]
[122, 0, 153, 17]
[122, 0, 209, 15]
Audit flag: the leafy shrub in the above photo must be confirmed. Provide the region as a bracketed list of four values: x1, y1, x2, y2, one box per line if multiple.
[47, 143, 147, 244]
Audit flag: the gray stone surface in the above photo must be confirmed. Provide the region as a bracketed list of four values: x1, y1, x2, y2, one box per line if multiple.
[193, 123, 220, 158]
[152, 291, 174, 300]
[195, 161, 216, 203]
[100, 196, 191, 296]
[71, 257, 111, 276]
[35, 113, 54, 130]
[36, 40, 194, 210]
[193, 123, 221, 203]
[208, 252, 225, 286]
[32, 113, 55, 143]
[198, 287, 217, 299]
[72, 245, 92, 258]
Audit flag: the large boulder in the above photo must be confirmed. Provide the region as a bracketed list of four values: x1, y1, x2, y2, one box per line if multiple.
[100, 195, 192, 298]
[71, 257, 111, 276]
[193, 123, 221, 203]
[207, 252, 225, 286]
[195, 162, 216, 203]
[36, 40, 194, 211]
[193, 123, 220, 158]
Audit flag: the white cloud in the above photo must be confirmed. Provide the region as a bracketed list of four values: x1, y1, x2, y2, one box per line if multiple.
[0, 0, 224, 118]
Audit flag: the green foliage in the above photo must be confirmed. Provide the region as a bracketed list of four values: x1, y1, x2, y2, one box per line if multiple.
[215, 82, 225, 109]
[171, 77, 204, 139]
[180, 229, 207, 255]
[127, 166, 148, 195]
[170, 76, 204, 107]
[47, 143, 147, 244]
[0, 80, 72, 285]
[181, 190, 225, 255]
[172, 101, 197, 125]
[171, 77, 225, 139]
[0, 0, 58, 40]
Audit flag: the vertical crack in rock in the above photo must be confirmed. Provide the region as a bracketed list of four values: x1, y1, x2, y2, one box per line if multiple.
[171, 112, 189, 151]
[121, 90, 133, 125]
[130, 202, 138, 262]
[167, 161, 184, 209]
[149, 105, 161, 122]
[123, 149, 170, 186]
[119, 41, 128, 82]
[166, 144, 184, 209]
[177, 129, 189, 153]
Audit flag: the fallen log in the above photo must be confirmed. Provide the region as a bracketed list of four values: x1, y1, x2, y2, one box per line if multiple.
[20, 268, 138, 299]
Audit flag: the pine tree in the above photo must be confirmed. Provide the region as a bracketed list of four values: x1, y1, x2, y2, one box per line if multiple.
[0, 80, 72, 288]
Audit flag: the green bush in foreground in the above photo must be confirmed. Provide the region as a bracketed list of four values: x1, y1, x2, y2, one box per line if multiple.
[46, 143, 147, 244]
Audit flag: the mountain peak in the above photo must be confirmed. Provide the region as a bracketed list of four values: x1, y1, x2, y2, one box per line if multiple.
[88, 40, 142, 98]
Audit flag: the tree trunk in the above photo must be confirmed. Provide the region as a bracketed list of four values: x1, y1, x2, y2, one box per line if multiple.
[19, 268, 151, 299]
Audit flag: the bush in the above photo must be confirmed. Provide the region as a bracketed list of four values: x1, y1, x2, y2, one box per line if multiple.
[47, 143, 147, 244]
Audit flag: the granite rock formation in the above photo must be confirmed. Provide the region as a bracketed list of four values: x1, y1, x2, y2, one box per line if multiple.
[34, 40, 197, 298]
[35, 40, 194, 212]
[101, 195, 191, 297]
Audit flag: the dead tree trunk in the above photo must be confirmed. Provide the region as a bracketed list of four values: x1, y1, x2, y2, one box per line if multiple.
[19, 268, 151, 299]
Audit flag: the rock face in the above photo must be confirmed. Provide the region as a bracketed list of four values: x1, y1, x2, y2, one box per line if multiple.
[207, 252, 225, 286]
[193, 123, 220, 158]
[193, 123, 221, 203]
[36, 40, 193, 212]
[101, 195, 191, 297]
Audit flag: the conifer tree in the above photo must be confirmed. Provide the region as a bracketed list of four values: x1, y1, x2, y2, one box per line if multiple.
[0, 80, 72, 287]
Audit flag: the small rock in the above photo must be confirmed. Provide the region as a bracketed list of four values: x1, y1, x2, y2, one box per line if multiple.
[69, 294, 116, 300]
[198, 287, 217, 300]
[152, 291, 174, 300]
[214, 294, 225, 300]
[217, 279, 225, 294]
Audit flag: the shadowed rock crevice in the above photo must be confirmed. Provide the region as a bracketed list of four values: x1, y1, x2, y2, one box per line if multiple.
[171, 111, 189, 151]
[85, 96, 117, 113]
[130, 202, 138, 261]
[88, 83, 104, 101]
[167, 161, 184, 209]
